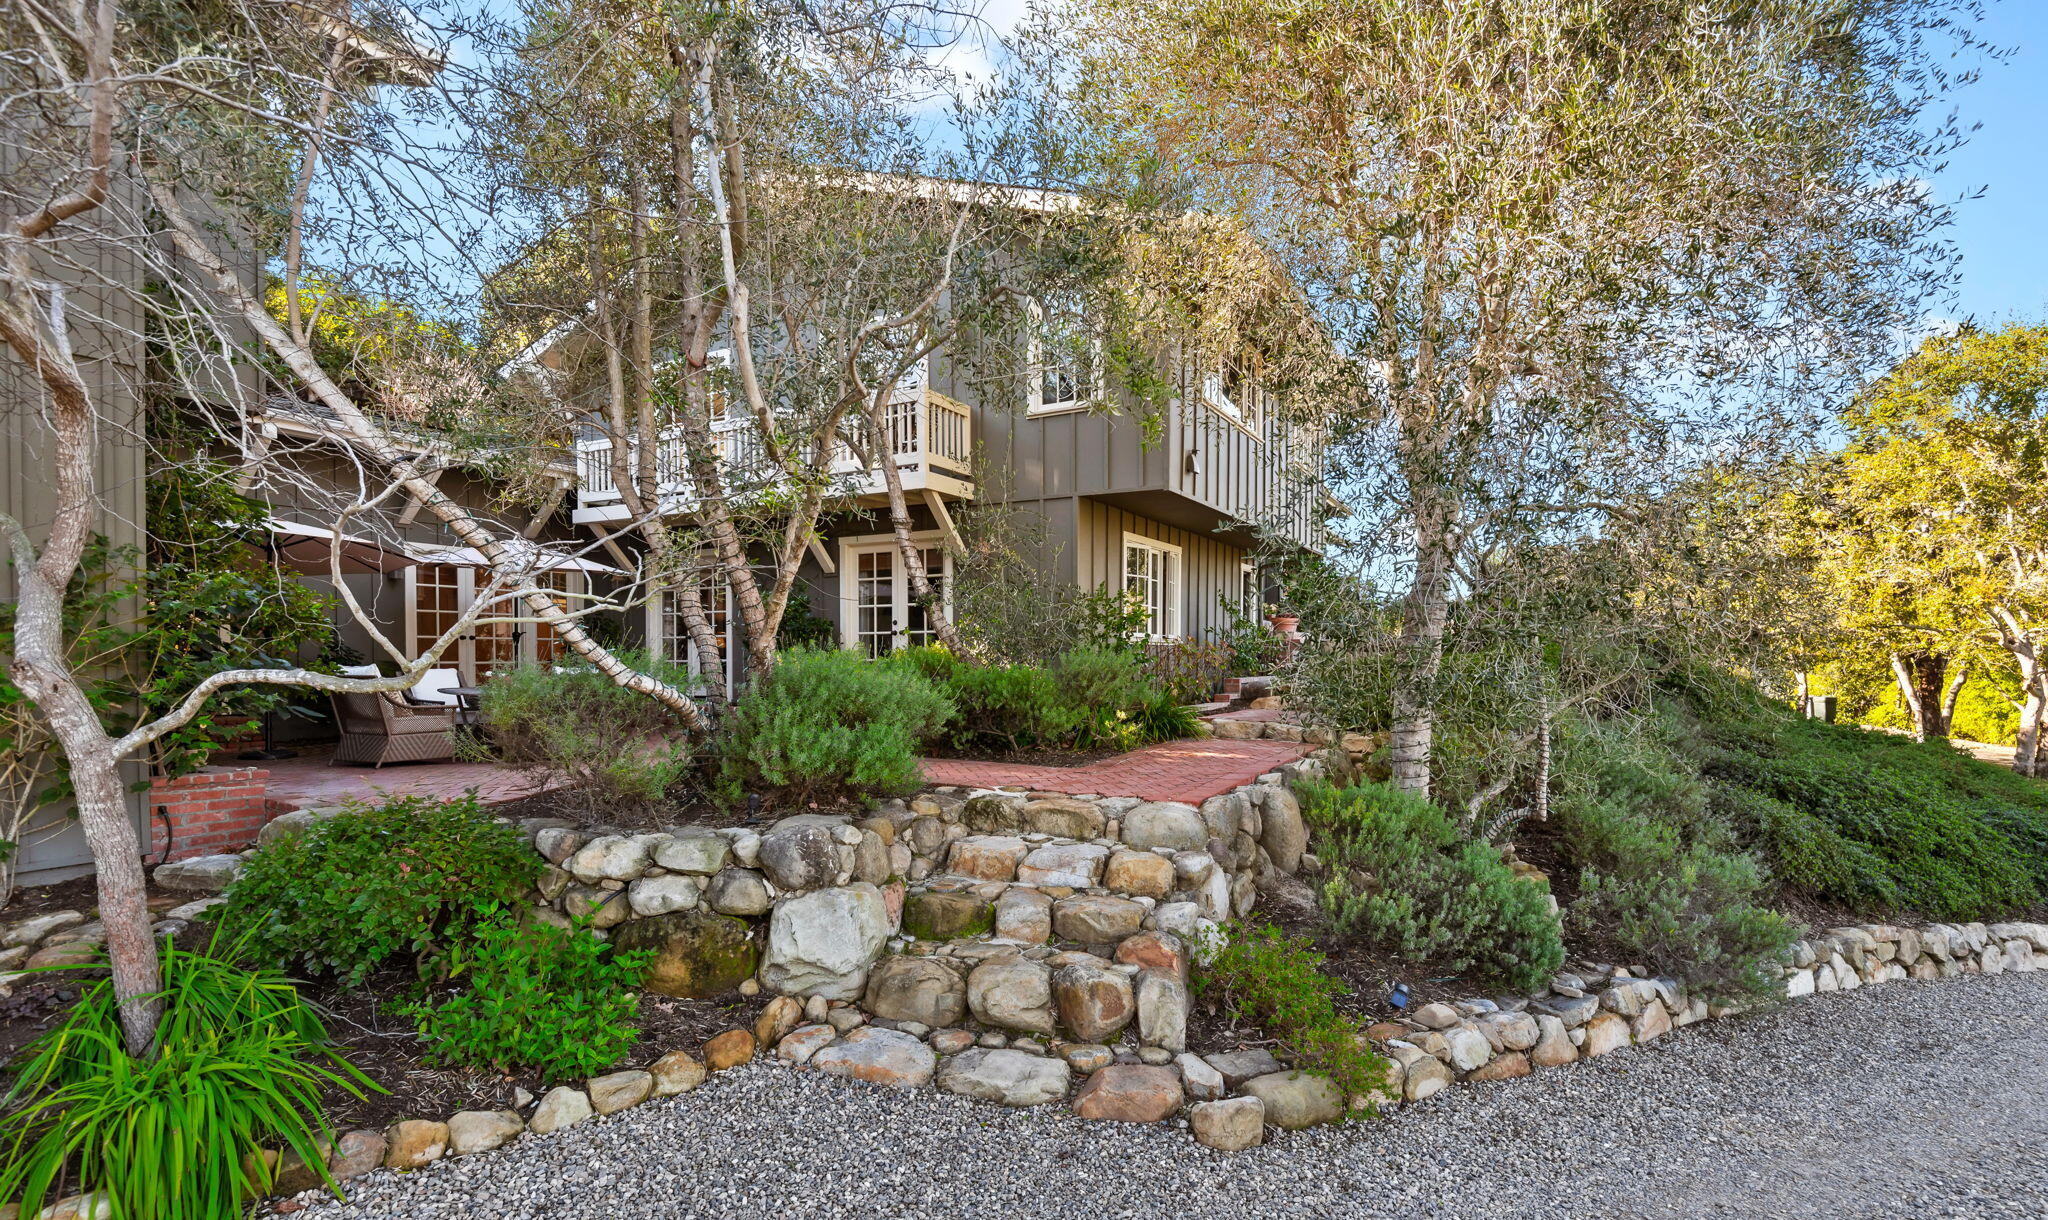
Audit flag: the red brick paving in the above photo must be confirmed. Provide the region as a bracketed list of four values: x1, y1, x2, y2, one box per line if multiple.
[261, 746, 562, 811]
[922, 737, 1309, 805]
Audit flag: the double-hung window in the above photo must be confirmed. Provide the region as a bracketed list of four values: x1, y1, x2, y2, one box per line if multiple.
[1026, 291, 1100, 414]
[1123, 533, 1183, 642]
[1201, 352, 1260, 432]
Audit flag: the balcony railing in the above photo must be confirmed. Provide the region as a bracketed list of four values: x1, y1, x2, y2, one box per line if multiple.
[575, 385, 971, 517]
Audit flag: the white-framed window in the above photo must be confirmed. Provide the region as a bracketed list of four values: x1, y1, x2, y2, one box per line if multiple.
[1025, 291, 1101, 415]
[405, 562, 586, 683]
[654, 566, 735, 699]
[1240, 562, 1260, 622]
[837, 532, 953, 656]
[1123, 532, 1183, 641]
[1201, 352, 1261, 430]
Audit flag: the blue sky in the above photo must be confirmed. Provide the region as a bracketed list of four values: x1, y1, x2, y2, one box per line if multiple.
[1925, 1, 2048, 325]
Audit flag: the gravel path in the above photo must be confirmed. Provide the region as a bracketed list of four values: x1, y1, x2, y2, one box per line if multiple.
[294, 971, 2048, 1220]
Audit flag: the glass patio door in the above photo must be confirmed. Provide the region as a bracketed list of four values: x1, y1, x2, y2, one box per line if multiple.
[842, 537, 950, 656]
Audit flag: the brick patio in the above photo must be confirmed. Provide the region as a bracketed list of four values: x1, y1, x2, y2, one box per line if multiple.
[260, 746, 561, 812]
[921, 737, 1310, 805]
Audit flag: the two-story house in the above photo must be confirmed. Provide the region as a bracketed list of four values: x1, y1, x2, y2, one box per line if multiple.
[549, 190, 1335, 691]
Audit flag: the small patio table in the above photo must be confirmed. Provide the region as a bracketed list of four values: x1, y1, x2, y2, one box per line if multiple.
[439, 685, 486, 729]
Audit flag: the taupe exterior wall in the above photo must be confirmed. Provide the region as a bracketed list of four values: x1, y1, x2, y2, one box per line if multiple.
[1071, 498, 1248, 641]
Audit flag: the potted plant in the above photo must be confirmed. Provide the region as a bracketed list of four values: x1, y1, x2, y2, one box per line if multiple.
[1264, 601, 1300, 633]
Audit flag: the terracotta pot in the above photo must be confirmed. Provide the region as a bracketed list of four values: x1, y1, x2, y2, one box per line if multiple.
[1268, 615, 1300, 633]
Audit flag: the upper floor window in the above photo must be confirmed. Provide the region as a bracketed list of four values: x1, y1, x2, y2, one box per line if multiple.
[1026, 292, 1101, 414]
[1123, 533, 1183, 641]
[1201, 352, 1261, 430]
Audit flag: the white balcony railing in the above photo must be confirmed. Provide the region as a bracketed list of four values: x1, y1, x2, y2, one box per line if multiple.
[575, 385, 971, 516]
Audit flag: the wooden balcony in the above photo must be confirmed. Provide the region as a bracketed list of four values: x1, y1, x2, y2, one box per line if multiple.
[572, 386, 973, 525]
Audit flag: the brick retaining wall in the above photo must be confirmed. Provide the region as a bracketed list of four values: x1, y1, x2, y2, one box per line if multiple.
[147, 766, 273, 862]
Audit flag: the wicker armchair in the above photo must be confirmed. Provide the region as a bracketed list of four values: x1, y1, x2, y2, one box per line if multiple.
[329, 692, 459, 768]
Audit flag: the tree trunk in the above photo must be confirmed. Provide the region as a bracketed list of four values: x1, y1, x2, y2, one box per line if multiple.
[3, 554, 161, 1054]
[1889, 650, 1951, 741]
[1992, 606, 2045, 778]
[1388, 487, 1454, 798]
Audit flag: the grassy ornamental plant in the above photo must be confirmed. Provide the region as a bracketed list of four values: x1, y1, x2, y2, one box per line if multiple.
[1197, 922, 1394, 1115]
[474, 651, 695, 816]
[0, 934, 375, 1220]
[401, 907, 652, 1079]
[1301, 780, 1566, 994]
[219, 793, 538, 985]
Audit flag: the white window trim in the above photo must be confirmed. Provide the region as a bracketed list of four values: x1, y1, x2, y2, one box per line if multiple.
[1196, 356, 1266, 443]
[651, 575, 737, 700]
[1240, 561, 1259, 622]
[405, 563, 588, 680]
[1122, 531, 1184, 643]
[1025, 295, 1104, 416]
[836, 531, 955, 652]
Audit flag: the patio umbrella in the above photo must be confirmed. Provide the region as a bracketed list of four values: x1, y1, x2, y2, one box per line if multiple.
[259, 518, 420, 576]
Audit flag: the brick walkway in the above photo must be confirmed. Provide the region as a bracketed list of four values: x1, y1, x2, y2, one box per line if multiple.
[921, 737, 1309, 805]
[261, 746, 560, 811]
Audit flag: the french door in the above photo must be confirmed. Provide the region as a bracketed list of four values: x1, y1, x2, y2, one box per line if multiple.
[839, 535, 951, 657]
[407, 562, 584, 683]
[656, 571, 736, 699]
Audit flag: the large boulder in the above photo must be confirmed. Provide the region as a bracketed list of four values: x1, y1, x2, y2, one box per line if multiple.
[1071, 1065, 1183, 1122]
[934, 1049, 1072, 1106]
[758, 824, 843, 892]
[565, 834, 658, 884]
[1251, 785, 1306, 873]
[967, 956, 1057, 1035]
[1134, 970, 1188, 1051]
[760, 883, 892, 1000]
[946, 836, 1030, 882]
[446, 1109, 523, 1156]
[153, 854, 244, 893]
[810, 1027, 935, 1088]
[1052, 961, 1135, 1042]
[903, 891, 993, 941]
[994, 888, 1054, 943]
[627, 874, 703, 917]
[863, 956, 968, 1027]
[1119, 802, 1209, 852]
[1190, 1096, 1264, 1150]
[1198, 791, 1250, 841]
[612, 910, 758, 998]
[1052, 895, 1146, 945]
[706, 868, 773, 916]
[1103, 850, 1176, 899]
[653, 831, 731, 875]
[1016, 842, 1109, 887]
[1241, 1071, 1344, 1129]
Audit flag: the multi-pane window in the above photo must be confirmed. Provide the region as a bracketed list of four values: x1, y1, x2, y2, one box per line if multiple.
[856, 550, 895, 658]
[840, 536, 953, 655]
[660, 568, 733, 696]
[1123, 534, 1182, 641]
[902, 546, 949, 649]
[1241, 563, 1260, 622]
[1203, 352, 1260, 427]
[1027, 292, 1098, 413]
[412, 561, 583, 682]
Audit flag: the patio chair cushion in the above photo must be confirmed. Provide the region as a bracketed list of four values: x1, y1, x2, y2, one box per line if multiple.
[410, 667, 464, 706]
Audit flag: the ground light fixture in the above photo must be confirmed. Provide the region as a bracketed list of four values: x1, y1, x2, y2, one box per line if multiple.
[1388, 982, 1412, 1012]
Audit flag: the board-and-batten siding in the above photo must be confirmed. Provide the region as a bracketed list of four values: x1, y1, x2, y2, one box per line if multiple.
[1073, 499, 1246, 642]
[0, 168, 153, 883]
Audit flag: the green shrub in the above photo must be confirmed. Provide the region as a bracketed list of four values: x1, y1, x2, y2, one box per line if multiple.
[1681, 682, 2047, 917]
[1301, 780, 1565, 993]
[1196, 922, 1392, 1114]
[717, 646, 954, 803]
[476, 652, 694, 816]
[400, 908, 651, 1079]
[939, 661, 1081, 752]
[1551, 714, 1801, 1001]
[0, 934, 374, 1220]
[1130, 689, 1202, 743]
[220, 794, 537, 986]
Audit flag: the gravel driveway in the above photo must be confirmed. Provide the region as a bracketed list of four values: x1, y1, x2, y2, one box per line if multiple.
[294, 971, 2048, 1220]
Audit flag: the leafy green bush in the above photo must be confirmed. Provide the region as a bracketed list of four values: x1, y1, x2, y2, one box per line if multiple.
[1551, 714, 1800, 1001]
[928, 655, 1080, 753]
[400, 908, 651, 1079]
[1683, 682, 2048, 917]
[1301, 780, 1565, 993]
[717, 646, 954, 802]
[1196, 922, 1392, 1114]
[220, 794, 537, 985]
[0, 934, 374, 1220]
[477, 652, 693, 815]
